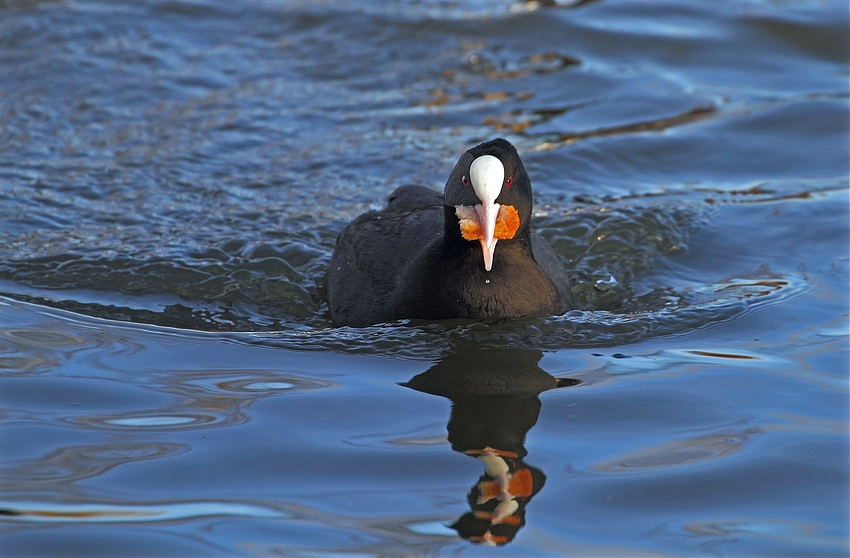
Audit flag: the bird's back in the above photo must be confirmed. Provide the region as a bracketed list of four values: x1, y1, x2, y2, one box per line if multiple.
[327, 185, 443, 326]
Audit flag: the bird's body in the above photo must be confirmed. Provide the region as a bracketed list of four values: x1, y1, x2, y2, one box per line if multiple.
[327, 139, 574, 327]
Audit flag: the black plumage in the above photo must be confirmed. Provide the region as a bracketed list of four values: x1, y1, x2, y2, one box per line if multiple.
[327, 138, 574, 327]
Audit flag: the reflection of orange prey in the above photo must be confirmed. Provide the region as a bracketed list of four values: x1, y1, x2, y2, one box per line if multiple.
[470, 530, 509, 545]
[478, 467, 534, 503]
[456, 205, 520, 241]
[477, 480, 504, 504]
[472, 512, 519, 525]
[474, 511, 521, 525]
[507, 467, 533, 497]
[474, 497, 521, 525]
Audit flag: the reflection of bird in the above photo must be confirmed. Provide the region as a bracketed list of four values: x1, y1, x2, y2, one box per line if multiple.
[468, 448, 517, 502]
[327, 138, 574, 326]
[469, 530, 509, 546]
[474, 499, 520, 525]
[464, 447, 535, 531]
[403, 348, 579, 547]
[468, 447, 513, 478]
[477, 467, 535, 504]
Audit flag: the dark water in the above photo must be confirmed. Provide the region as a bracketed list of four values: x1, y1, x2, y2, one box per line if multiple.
[1, 0, 848, 555]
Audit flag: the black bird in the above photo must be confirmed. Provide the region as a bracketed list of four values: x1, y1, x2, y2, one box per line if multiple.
[327, 138, 574, 327]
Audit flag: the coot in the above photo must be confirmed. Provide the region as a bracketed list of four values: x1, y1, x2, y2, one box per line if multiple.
[327, 138, 574, 326]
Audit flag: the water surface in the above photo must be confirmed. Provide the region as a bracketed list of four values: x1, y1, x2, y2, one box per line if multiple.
[1, 0, 848, 555]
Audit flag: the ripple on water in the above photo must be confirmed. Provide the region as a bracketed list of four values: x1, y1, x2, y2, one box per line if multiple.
[591, 431, 754, 473]
[239, 268, 804, 356]
[345, 423, 449, 449]
[0, 500, 287, 523]
[685, 518, 831, 543]
[0, 328, 87, 348]
[0, 257, 806, 361]
[0, 325, 92, 376]
[215, 376, 337, 394]
[405, 520, 458, 537]
[3, 443, 189, 484]
[66, 369, 337, 431]
[0, 354, 57, 376]
[76, 413, 220, 430]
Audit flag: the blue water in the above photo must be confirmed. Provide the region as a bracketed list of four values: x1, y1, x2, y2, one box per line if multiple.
[1, 0, 848, 555]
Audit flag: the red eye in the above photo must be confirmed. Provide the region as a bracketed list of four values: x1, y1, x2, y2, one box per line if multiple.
[505, 175, 513, 187]
[462, 175, 470, 187]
